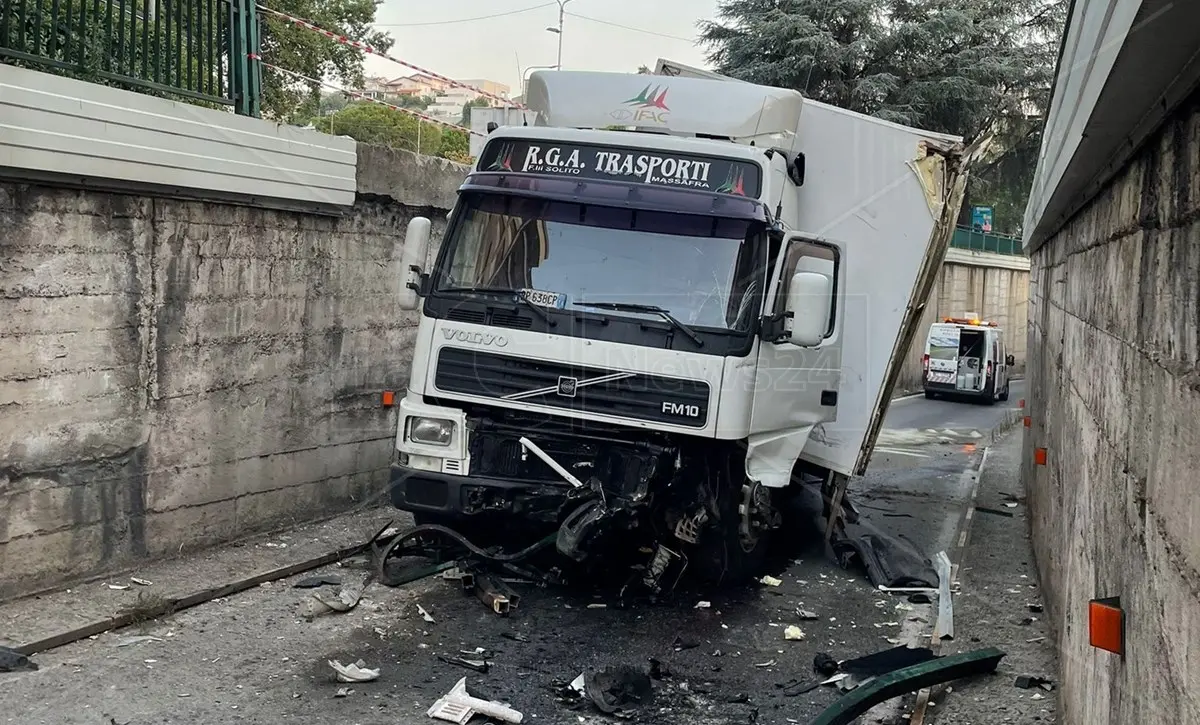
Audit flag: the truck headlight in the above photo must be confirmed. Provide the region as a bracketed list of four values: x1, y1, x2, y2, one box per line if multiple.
[408, 416, 454, 446]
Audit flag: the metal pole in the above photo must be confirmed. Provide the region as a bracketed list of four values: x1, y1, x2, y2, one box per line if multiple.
[556, 1, 564, 68]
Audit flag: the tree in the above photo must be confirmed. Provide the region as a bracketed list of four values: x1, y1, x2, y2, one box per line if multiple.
[459, 97, 491, 126]
[438, 130, 471, 164]
[262, 0, 394, 121]
[314, 101, 452, 156]
[699, 0, 1067, 235]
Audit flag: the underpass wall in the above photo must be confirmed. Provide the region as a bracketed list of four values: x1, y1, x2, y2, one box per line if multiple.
[1024, 86, 1200, 724]
[0, 146, 467, 599]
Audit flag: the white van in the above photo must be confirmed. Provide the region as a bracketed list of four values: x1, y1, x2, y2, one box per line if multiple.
[922, 316, 1013, 404]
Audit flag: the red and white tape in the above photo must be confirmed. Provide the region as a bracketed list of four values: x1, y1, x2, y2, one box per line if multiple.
[256, 4, 526, 110]
[259, 59, 484, 137]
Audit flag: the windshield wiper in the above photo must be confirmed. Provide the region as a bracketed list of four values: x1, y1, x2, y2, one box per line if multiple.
[572, 301, 703, 348]
[440, 286, 556, 327]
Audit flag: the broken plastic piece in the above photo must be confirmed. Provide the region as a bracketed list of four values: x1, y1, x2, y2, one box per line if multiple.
[427, 677, 523, 724]
[784, 626, 805, 641]
[797, 609, 818, 620]
[328, 659, 380, 682]
[809, 647, 1005, 725]
[584, 665, 652, 714]
[760, 575, 783, 587]
[130, 577, 153, 587]
[417, 604, 436, 623]
[1014, 675, 1054, 690]
[438, 655, 490, 674]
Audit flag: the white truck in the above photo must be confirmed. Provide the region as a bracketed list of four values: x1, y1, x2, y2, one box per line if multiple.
[922, 315, 1014, 404]
[386, 61, 967, 584]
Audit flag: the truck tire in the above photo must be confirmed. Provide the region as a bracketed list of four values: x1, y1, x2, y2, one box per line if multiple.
[695, 468, 773, 587]
[924, 389, 936, 399]
[999, 381, 1010, 401]
[981, 378, 996, 406]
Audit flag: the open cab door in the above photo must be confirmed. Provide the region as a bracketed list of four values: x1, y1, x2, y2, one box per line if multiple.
[745, 232, 844, 488]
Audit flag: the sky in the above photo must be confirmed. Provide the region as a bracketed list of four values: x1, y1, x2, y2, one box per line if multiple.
[366, 0, 723, 94]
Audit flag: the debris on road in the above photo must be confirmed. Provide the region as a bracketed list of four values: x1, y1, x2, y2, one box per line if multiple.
[784, 625, 806, 641]
[760, 575, 783, 587]
[417, 604, 436, 623]
[130, 577, 153, 587]
[584, 665, 653, 715]
[695, 600, 712, 609]
[328, 659, 380, 683]
[427, 677, 523, 724]
[107, 584, 129, 591]
[305, 575, 367, 618]
[114, 635, 164, 647]
[813, 652, 840, 677]
[438, 655, 490, 674]
[500, 632, 528, 643]
[796, 608, 819, 620]
[293, 575, 342, 589]
[976, 506, 1016, 518]
[809, 647, 1006, 725]
[334, 687, 353, 698]
[0, 645, 37, 672]
[1014, 675, 1055, 690]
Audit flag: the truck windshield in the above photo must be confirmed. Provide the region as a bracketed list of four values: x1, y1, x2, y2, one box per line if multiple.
[435, 192, 764, 331]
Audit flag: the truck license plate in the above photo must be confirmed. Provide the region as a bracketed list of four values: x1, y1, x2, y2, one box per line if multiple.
[519, 288, 567, 309]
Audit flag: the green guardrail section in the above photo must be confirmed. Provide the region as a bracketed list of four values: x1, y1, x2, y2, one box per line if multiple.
[1, 0, 261, 115]
[950, 227, 1025, 256]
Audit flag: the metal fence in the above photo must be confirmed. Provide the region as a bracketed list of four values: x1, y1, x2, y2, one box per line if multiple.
[950, 227, 1025, 256]
[1, 0, 260, 115]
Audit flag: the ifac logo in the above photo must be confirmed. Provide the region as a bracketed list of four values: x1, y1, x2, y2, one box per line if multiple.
[610, 84, 670, 124]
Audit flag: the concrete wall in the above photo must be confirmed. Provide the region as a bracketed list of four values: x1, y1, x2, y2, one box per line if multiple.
[0, 146, 468, 599]
[894, 249, 1031, 393]
[1024, 86, 1200, 724]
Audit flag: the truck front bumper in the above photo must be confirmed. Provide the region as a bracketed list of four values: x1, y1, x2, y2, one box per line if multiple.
[389, 464, 569, 523]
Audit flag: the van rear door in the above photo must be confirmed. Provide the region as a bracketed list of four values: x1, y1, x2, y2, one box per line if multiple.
[925, 324, 959, 385]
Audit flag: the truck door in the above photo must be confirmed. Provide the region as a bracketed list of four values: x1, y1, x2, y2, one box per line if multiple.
[745, 232, 843, 487]
[925, 325, 960, 386]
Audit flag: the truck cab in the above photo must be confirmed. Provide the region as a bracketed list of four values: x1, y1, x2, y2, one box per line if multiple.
[922, 316, 1014, 404]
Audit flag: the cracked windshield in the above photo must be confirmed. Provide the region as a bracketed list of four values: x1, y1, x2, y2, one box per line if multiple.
[440, 193, 762, 330]
[9, 0, 1194, 723]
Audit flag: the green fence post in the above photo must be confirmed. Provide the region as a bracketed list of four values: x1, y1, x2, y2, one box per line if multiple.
[230, 0, 259, 116]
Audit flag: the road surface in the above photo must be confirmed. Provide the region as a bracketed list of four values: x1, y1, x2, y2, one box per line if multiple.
[0, 386, 1026, 725]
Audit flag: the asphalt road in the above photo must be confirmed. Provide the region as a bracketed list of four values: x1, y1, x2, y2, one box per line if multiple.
[0, 388, 1026, 725]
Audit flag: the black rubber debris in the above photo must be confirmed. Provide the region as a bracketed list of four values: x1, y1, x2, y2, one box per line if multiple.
[1014, 675, 1055, 690]
[584, 665, 653, 714]
[0, 646, 37, 673]
[293, 575, 343, 589]
[838, 645, 937, 678]
[813, 652, 840, 677]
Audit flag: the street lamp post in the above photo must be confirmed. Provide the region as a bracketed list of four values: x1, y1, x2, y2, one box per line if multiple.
[544, 0, 573, 69]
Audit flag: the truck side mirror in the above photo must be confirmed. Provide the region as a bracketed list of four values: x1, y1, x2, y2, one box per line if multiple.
[398, 216, 432, 311]
[785, 271, 832, 347]
[1005, 354, 1015, 366]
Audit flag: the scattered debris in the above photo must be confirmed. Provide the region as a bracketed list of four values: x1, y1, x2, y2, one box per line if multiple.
[473, 573, 520, 616]
[1014, 675, 1055, 690]
[334, 687, 353, 698]
[784, 626, 806, 641]
[809, 647, 1005, 725]
[754, 659, 777, 668]
[130, 577, 153, 587]
[417, 604, 436, 623]
[695, 601, 712, 609]
[584, 665, 653, 715]
[796, 608, 819, 620]
[306, 575, 368, 618]
[0, 646, 37, 673]
[647, 658, 670, 680]
[976, 506, 1015, 518]
[908, 593, 933, 604]
[760, 575, 783, 587]
[114, 635, 164, 647]
[328, 659, 380, 683]
[1032, 692, 1046, 700]
[587, 603, 607, 609]
[293, 575, 343, 589]
[673, 635, 700, 651]
[428, 677, 523, 724]
[1003, 502, 1019, 508]
[934, 551, 954, 640]
[500, 632, 528, 643]
[813, 652, 840, 677]
[438, 655, 490, 674]
[107, 584, 130, 591]
[1028, 603, 1044, 613]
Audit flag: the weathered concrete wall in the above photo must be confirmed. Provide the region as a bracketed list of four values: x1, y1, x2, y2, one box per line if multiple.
[894, 250, 1031, 393]
[1024, 86, 1200, 724]
[0, 146, 468, 599]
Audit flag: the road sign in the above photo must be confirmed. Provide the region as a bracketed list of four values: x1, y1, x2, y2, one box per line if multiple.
[971, 206, 994, 232]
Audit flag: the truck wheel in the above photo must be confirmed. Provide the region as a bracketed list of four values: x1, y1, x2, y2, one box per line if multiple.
[924, 389, 936, 399]
[981, 379, 996, 406]
[999, 382, 1010, 401]
[696, 479, 776, 587]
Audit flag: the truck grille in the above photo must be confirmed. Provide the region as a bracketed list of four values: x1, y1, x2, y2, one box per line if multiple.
[434, 347, 710, 427]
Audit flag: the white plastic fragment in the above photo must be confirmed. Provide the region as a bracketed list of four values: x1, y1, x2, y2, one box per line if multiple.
[784, 626, 805, 641]
[329, 659, 380, 683]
